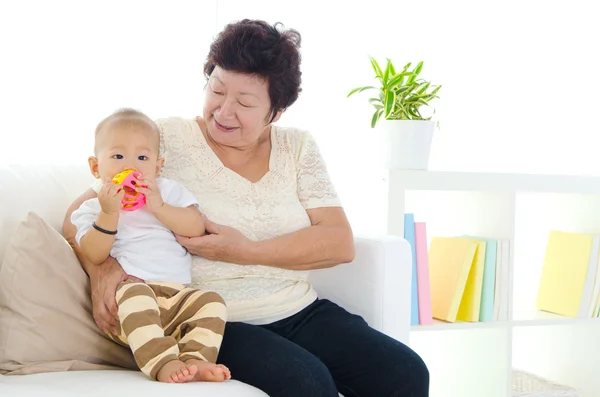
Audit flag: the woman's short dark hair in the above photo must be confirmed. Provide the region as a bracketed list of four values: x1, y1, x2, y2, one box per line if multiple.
[204, 19, 302, 122]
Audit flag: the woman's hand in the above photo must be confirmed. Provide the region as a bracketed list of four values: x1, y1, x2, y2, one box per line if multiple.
[89, 256, 143, 334]
[175, 218, 254, 264]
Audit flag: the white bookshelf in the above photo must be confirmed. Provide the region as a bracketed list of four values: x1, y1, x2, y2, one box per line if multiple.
[385, 170, 600, 397]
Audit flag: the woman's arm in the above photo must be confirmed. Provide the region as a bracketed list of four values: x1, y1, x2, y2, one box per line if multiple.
[63, 188, 101, 276]
[63, 189, 129, 334]
[247, 207, 354, 270]
[176, 206, 355, 271]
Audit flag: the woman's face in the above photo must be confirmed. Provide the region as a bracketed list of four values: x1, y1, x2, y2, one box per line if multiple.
[203, 66, 279, 148]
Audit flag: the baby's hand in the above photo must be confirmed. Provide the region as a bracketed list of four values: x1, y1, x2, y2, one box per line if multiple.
[98, 179, 125, 215]
[135, 176, 164, 213]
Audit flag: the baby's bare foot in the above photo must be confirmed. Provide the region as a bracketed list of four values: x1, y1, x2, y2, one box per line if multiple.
[185, 359, 231, 382]
[156, 359, 198, 383]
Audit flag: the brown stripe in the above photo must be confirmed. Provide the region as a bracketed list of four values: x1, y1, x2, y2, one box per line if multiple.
[115, 280, 132, 300]
[117, 280, 134, 289]
[159, 289, 198, 324]
[164, 292, 226, 335]
[149, 352, 179, 380]
[180, 352, 207, 363]
[179, 317, 226, 338]
[148, 283, 182, 299]
[121, 309, 162, 336]
[117, 284, 156, 306]
[134, 336, 178, 370]
[160, 290, 225, 335]
[179, 340, 218, 363]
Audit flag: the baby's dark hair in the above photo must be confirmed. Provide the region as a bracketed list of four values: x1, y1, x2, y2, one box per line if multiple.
[94, 108, 160, 153]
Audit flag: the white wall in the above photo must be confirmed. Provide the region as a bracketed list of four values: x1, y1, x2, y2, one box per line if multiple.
[0, 0, 218, 166]
[2, 0, 598, 234]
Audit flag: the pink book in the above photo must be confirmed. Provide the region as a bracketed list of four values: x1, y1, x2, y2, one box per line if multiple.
[415, 222, 433, 324]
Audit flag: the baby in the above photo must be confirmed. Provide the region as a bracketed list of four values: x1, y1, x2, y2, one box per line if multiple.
[71, 108, 230, 384]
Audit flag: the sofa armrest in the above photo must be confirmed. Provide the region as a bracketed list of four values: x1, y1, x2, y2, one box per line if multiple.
[308, 235, 412, 344]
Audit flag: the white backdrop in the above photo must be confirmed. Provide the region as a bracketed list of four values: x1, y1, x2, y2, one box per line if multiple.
[2, 0, 598, 234]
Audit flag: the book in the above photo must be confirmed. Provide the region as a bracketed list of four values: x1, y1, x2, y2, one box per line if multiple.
[456, 238, 487, 322]
[404, 213, 419, 326]
[495, 239, 511, 321]
[587, 247, 600, 317]
[415, 222, 433, 325]
[536, 230, 600, 318]
[462, 237, 498, 322]
[428, 237, 478, 322]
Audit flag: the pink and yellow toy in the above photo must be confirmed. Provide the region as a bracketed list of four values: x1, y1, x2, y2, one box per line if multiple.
[111, 169, 146, 211]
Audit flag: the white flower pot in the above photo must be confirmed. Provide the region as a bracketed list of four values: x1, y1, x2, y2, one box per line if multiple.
[376, 119, 435, 170]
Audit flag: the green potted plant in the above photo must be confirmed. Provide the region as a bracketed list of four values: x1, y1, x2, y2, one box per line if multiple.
[348, 57, 441, 170]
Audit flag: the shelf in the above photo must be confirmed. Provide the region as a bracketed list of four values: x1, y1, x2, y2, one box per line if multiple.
[387, 170, 600, 396]
[512, 310, 600, 327]
[388, 169, 600, 194]
[411, 311, 600, 332]
[411, 319, 508, 332]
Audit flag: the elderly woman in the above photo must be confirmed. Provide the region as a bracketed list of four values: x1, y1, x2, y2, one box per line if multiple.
[64, 19, 429, 397]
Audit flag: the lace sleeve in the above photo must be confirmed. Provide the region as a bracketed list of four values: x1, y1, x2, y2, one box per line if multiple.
[155, 117, 176, 170]
[154, 117, 189, 180]
[296, 131, 341, 209]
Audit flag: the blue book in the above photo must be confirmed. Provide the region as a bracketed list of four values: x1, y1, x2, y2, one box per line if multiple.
[479, 239, 498, 322]
[404, 213, 419, 326]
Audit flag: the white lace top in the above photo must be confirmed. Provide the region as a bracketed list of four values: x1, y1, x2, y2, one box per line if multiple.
[155, 117, 341, 324]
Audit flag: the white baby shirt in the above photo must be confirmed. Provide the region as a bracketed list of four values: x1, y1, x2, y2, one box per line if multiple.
[71, 178, 199, 284]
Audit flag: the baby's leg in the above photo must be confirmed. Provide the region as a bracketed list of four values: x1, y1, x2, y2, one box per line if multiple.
[151, 284, 230, 382]
[115, 281, 193, 383]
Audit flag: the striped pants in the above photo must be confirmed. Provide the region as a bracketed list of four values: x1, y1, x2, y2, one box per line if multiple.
[110, 280, 227, 380]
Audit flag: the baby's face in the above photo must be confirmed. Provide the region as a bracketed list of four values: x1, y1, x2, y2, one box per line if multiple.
[92, 125, 162, 182]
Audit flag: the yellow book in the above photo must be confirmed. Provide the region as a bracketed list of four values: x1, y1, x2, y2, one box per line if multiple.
[456, 239, 487, 322]
[536, 230, 599, 318]
[428, 237, 478, 322]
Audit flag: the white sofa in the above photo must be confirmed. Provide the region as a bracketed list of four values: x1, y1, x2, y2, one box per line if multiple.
[0, 164, 412, 397]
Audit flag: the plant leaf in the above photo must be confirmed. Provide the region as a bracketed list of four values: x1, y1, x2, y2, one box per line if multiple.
[395, 85, 412, 95]
[388, 72, 414, 89]
[407, 62, 423, 86]
[407, 107, 421, 120]
[347, 86, 377, 98]
[387, 58, 396, 76]
[370, 109, 383, 128]
[429, 85, 442, 96]
[384, 89, 396, 117]
[383, 58, 394, 85]
[413, 61, 424, 76]
[416, 82, 430, 95]
[370, 57, 383, 80]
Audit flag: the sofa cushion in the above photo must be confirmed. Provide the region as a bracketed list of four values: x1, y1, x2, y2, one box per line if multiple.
[0, 369, 269, 396]
[0, 164, 95, 261]
[0, 211, 137, 374]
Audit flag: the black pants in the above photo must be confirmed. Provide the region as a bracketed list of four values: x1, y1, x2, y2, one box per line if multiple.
[218, 298, 429, 397]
